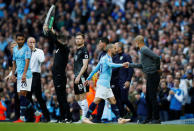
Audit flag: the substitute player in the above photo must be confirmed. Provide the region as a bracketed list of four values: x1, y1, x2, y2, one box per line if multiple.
[83, 44, 130, 124]
[74, 33, 89, 120]
[11, 33, 33, 122]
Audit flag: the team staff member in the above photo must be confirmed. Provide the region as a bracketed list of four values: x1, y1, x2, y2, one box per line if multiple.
[27, 37, 50, 122]
[43, 25, 71, 122]
[111, 42, 136, 119]
[129, 35, 161, 124]
[74, 33, 89, 120]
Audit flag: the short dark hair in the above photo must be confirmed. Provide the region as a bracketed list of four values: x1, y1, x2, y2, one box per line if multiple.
[75, 32, 85, 39]
[99, 37, 109, 44]
[16, 33, 25, 39]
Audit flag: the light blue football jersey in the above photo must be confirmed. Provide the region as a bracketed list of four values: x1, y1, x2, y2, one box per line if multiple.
[87, 54, 122, 88]
[13, 44, 32, 80]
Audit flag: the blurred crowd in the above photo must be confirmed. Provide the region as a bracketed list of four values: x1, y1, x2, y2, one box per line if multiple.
[0, 0, 194, 122]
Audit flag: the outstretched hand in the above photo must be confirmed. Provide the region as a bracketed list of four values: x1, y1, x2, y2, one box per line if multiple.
[123, 62, 129, 68]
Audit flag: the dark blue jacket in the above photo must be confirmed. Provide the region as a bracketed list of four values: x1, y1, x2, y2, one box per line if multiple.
[111, 52, 134, 86]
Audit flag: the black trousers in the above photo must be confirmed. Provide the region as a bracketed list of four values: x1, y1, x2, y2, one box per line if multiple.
[120, 87, 136, 117]
[112, 84, 136, 117]
[52, 71, 71, 121]
[111, 84, 123, 116]
[146, 72, 160, 120]
[27, 72, 50, 121]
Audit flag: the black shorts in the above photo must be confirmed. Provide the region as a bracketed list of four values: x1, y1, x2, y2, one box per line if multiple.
[74, 77, 89, 95]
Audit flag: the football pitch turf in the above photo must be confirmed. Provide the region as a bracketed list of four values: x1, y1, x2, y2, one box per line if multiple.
[0, 123, 194, 131]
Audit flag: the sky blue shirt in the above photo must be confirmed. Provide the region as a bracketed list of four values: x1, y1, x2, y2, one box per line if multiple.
[13, 44, 32, 80]
[169, 88, 183, 111]
[87, 54, 123, 88]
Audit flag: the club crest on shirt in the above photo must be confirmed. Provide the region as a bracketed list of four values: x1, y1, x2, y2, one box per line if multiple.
[120, 56, 123, 60]
[85, 54, 88, 59]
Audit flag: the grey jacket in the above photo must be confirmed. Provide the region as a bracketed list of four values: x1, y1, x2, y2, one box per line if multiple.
[129, 46, 160, 74]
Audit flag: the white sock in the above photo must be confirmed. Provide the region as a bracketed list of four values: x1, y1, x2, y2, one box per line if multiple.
[81, 99, 88, 119]
[78, 99, 88, 119]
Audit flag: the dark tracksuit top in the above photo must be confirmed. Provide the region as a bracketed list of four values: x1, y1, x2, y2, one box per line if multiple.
[111, 52, 134, 87]
[47, 32, 70, 74]
[129, 46, 160, 74]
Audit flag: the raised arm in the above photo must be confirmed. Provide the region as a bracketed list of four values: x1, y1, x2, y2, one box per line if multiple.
[43, 25, 67, 46]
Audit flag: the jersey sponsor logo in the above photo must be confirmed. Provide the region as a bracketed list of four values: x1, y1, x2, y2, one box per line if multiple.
[120, 56, 123, 60]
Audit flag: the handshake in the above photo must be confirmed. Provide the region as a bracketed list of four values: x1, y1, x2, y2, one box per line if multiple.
[122, 62, 129, 68]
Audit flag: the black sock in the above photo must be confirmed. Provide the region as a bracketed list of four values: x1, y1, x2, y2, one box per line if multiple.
[96, 100, 105, 121]
[86, 102, 97, 118]
[111, 104, 120, 119]
[20, 96, 27, 117]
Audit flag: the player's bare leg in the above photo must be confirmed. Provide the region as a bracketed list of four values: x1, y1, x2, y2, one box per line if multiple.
[82, 97, 101, 124]
[108, 97, 131, 124]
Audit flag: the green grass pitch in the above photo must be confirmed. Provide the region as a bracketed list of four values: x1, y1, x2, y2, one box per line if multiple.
[0, 123, 194, 131]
